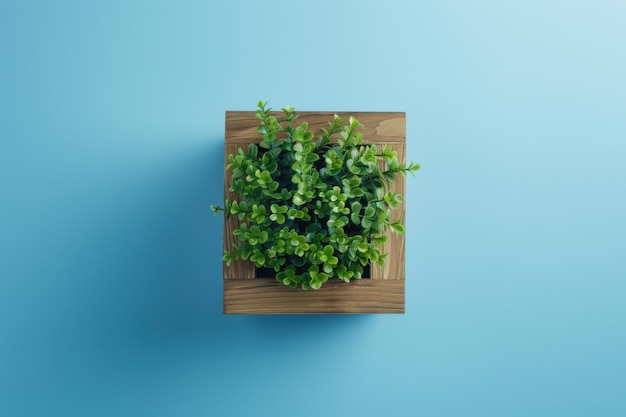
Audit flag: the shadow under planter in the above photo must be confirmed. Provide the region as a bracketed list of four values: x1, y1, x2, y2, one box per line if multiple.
[222, 111, 407, 314]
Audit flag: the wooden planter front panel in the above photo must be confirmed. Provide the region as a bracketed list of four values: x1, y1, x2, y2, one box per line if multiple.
[223, 111, 406, 314]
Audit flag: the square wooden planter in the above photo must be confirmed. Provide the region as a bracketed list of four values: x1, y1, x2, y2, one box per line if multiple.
[223, 111, 406, 314]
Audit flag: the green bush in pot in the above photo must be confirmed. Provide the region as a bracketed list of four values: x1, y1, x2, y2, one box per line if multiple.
[212, 101, 419, 289]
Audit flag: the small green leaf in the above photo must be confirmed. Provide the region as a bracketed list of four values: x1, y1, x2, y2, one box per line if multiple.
[293, 194, 305, 206]
[361, 217, 372, 229]
[390, 221, 405, 234]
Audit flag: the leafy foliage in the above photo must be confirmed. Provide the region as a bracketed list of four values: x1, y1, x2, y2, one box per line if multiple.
[212, 101, 419, 289]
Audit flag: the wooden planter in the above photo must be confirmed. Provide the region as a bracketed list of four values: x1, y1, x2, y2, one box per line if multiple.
[223, 111, 406, 314]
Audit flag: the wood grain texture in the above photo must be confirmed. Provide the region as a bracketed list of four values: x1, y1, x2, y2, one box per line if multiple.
[224, 279, 404, 314]
[226, 111, 406, 144]
[223, 111, 406, 314]
[370, 143, 405, 280]
[223, 143, 254, 279]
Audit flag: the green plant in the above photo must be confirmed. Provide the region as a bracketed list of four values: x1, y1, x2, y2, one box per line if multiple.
[212, 101, 419, 290]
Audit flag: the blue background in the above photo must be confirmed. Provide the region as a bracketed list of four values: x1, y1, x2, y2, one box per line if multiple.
[1, 1, 625, 416]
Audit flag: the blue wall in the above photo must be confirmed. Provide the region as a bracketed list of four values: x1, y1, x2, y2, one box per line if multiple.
[1, 1, 625, 416]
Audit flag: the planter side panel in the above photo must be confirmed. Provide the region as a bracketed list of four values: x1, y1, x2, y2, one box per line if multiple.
[223, 143, 255, 279]
[226, 112, 406, 144]
[370, 143, 405, 281]
[224, 279, 404, 314]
